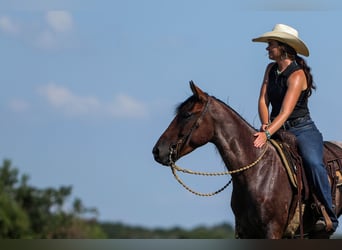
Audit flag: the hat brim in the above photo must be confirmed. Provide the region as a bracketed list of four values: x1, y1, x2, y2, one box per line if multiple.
[252, 31, 309, 57]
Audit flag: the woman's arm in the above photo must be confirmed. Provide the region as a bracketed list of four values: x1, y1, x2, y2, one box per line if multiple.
[258, 63, 273, 131]
[254, 69, 307, 148]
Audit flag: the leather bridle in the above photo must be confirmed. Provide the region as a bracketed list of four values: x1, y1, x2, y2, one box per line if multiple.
[168, 96, 211, 164]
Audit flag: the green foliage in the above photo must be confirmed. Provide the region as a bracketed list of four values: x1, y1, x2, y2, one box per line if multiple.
[0, 191, 30, 238]
[0, 159, 105, 239]
[99, 222, 235, 239]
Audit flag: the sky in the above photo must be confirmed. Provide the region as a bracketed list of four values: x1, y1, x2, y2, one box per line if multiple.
[1, 0, 342, 235]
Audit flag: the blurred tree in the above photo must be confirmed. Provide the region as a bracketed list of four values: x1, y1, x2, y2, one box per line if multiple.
[0, 159, 106, 239]
[0, 160, 30, 238]
[0, 190, 30, 238]
[99, 222, 236, 239]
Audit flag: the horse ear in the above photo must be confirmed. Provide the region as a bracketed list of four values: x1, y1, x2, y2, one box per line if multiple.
[189, 80, 206, 100]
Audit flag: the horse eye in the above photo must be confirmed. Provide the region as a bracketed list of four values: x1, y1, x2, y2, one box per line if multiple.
[182, 112, 192, 119]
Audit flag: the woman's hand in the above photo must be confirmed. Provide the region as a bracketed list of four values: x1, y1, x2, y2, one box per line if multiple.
[254, 132, 267, 148]
[260, 124, 269, 132]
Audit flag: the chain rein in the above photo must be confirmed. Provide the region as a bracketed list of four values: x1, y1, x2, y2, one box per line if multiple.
[168, 96, 269, 197]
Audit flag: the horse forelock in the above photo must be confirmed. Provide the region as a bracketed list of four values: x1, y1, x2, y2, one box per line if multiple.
[174, 93, 209, 116]
[175, 96, 195, 115]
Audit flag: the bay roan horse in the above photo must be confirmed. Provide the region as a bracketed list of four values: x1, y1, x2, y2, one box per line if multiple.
[152, 81, 342, 239]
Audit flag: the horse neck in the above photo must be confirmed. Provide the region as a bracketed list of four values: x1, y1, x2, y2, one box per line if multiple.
[210, 99, 259, 171]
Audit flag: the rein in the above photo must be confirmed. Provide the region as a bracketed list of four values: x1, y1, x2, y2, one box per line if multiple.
[169, 144, 268, 197]
[167, 95, 269, 196]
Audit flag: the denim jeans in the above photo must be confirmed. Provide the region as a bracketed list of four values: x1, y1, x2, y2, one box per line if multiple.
[288, 118, 339, 230]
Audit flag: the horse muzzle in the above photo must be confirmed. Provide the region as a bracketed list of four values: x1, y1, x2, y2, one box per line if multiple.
[153, 140, 181, 166]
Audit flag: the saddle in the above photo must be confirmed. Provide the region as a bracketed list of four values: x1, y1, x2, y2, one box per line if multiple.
[270, 130, 342, 237]
[323, 141, 342, 189]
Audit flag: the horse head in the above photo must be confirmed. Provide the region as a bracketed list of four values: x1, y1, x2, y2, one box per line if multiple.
[152, 81, 215, 166]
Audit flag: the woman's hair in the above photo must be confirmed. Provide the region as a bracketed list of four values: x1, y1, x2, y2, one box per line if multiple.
[278, 41, 316, 97]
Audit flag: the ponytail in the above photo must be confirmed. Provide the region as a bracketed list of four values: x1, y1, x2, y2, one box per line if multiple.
[278, 41, 316, 97]
[295, 55, 316, 97]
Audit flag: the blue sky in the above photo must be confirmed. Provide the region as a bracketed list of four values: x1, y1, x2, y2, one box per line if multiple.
[1, 0, 342, 235]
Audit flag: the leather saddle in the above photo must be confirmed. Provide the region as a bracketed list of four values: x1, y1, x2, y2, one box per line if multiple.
[270, 130, 342, 236]
[271, 130, 342, 197]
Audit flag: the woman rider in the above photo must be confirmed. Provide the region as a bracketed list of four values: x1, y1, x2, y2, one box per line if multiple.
[252, 24, 338, 233]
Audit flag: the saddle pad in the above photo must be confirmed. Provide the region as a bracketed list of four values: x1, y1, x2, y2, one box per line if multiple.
[269, 139, 298, 188]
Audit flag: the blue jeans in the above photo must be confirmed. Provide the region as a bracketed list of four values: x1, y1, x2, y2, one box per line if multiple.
[288, 118, 339, 231]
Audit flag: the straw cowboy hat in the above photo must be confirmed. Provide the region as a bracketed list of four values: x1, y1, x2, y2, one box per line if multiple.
[252, 24, 309, 57]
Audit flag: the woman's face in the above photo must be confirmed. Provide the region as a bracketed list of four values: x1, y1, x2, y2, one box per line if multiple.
[266, 40, 281, 60]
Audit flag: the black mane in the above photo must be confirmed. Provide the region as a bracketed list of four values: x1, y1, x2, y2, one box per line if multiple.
[175, 93, 256, 131]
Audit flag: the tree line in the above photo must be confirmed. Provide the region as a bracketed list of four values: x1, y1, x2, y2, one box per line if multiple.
[0, 159, 235, 239]
[100, 222, 235, 238]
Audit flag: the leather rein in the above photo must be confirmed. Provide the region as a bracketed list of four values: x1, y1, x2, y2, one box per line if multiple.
[167, 95, 268, 197]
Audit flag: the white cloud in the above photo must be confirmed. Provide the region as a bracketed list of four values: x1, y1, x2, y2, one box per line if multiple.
[0, 11, 76, 50]
[45, 10, 73, 33]
[109, 94, 148, 118]
[35, 10, 75, 49]
[38, 83, 101, 116]
[8, 99, 30, 112]
[38, 83, 148, 119]
[0, 16, 19, 34]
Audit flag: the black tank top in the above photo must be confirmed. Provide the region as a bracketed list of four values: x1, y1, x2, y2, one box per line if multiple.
[267, 61, 310, 120]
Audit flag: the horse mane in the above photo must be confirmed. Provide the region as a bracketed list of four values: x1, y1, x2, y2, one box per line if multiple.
[175, 93, 257, 133]
[175, 93, 257, 131]
[212, 96, 257, 131]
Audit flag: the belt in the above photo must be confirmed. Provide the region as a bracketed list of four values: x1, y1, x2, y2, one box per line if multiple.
[283, 115, 311, 130]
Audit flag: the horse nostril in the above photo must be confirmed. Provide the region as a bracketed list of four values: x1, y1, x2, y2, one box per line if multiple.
[152, 146, 159, 159]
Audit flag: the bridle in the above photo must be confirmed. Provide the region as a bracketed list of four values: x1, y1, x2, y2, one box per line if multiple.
[169, 97, 211, 163]
[167, 95, 269, 197]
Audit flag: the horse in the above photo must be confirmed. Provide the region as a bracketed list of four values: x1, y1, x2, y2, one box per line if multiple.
[152, 81, 342, 239]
